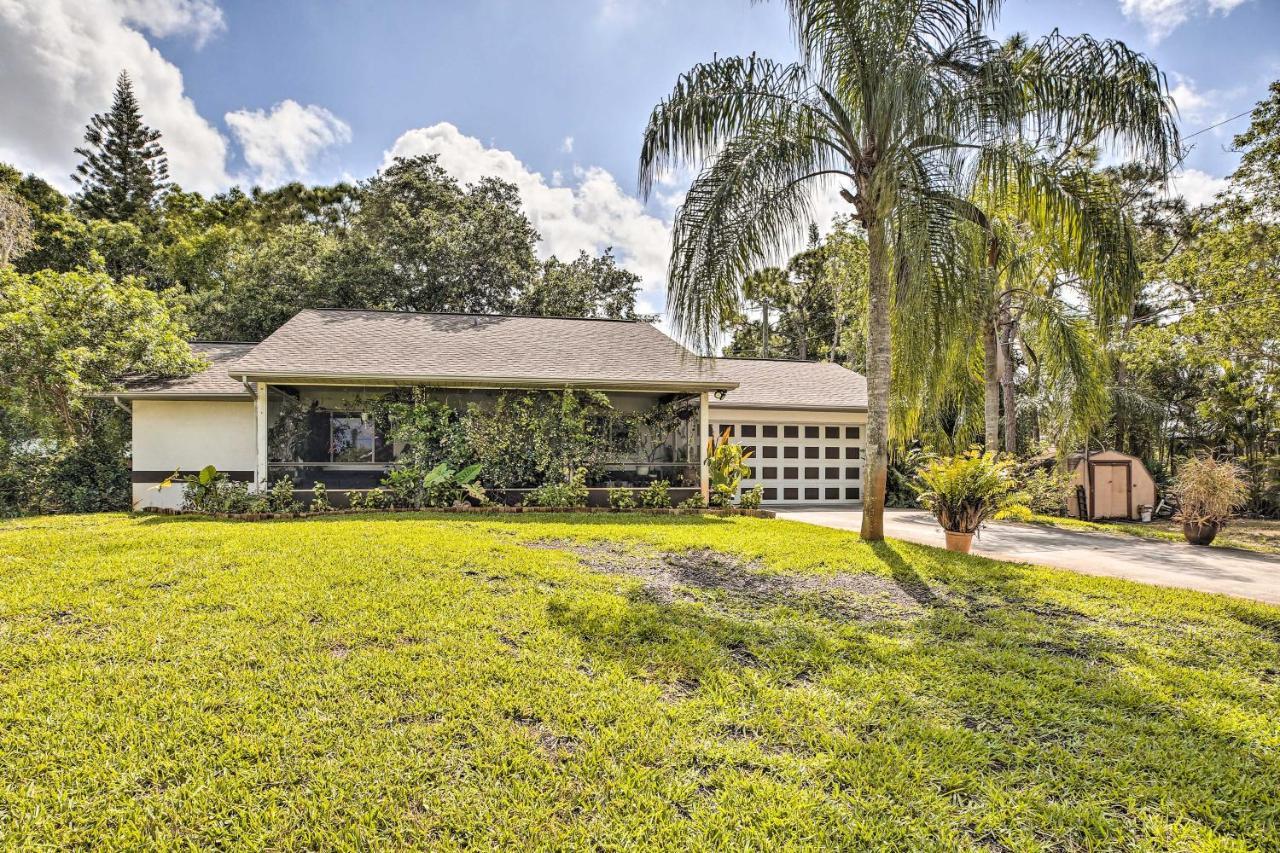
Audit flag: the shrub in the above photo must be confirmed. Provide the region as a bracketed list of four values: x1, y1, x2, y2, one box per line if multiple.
[1172, 455, 1249, 527]
[176, 466, 261, 514]
[1014, 465, 1073, 515]
[608, 487, 637, 510]
[679, 492, 706, 510]
[994, 504, 1034, 522]
[739, 484, 764, 510]
[384, 462, 484, 509]
[349, 488, 388, 511]
[309, 482, 331, 513]
[639, 480, 672, 508]
[915, 450, 1022, 534]
[525, 467, 590, 508]
[706, 428, 752, 507]
[265, 476, 301, 514]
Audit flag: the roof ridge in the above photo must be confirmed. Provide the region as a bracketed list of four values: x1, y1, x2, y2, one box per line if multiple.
[301, 307, 646, 324]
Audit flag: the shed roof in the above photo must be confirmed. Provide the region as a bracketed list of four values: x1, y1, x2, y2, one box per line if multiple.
[707, 358, 867, 411]
[228, 309, 737, 392]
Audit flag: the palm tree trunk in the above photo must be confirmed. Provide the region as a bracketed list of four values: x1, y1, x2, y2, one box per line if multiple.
[1000, 306, 1017, 454]
[860, 217, 890, 542]
[983, 307, 1000, 451]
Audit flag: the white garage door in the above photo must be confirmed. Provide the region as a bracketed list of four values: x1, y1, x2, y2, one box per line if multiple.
[711, 420, 864, 505]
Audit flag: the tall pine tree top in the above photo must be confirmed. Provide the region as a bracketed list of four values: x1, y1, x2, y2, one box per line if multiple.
[72, 71, 169, 222]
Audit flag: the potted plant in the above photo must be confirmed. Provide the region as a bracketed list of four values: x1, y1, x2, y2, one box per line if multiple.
[1171, 455, 1249, 546]
[915, 450, 1021, 554]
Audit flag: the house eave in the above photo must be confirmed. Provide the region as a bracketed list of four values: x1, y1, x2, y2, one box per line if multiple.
[230, 371, 738, 394]
[709, 402, 868, 413]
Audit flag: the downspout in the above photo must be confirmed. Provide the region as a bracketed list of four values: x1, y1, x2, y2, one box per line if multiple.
[110, 395, 131, 417]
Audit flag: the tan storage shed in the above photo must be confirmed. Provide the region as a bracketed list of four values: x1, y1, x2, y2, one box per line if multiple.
[1066, 450, 1157, 521]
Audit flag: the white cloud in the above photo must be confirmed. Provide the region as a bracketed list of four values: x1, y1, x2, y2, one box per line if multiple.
[115, 0, 224, 46]
[561, 135, 574, 154]
[226, 100, 352, 187]
[384, 123, 673, 316]
[0, 0, 230, 193]
[1168, 167, 1228, 208]
[1119, 0, 1250, 42]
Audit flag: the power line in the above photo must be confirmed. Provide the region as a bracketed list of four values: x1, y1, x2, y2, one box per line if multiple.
[1182, 109, 1252, 141]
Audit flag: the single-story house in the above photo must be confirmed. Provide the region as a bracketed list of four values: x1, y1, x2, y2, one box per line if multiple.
[110, 309, 868, 509]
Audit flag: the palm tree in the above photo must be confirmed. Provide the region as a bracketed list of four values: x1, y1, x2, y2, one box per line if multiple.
[639, 0, 1176, 539]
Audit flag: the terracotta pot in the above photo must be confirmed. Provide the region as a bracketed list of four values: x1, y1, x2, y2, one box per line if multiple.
[943, 530, 975, 554]
[1183, 521, 1221, 546]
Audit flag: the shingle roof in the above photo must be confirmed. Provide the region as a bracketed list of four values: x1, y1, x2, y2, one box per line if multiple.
[115, 342, 255, 399]
[707, 358, 867, 411]
[228, 309, 737, 392]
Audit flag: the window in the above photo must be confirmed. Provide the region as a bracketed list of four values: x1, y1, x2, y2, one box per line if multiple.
[825, 426, 839, 439]
[804, 446, 819, 459]
[762, 446, 778, 459]
[805, 467, 819, 479]
[763, 487, 777, 500]
[763, 425, 778, 438]
[804, 426, 819, 439]
[845, 446, 860, 459]
[762, 467, 777, 479]
[825, 467, 839, 479]
[845, 467, 857, 479]
[846, 426, 861, 439]
[784, 487, 798, 500]
[804, 487, 819, 500]
[846, 487, 861, 500]
[783, 425, 799, 438]
[745, 467, 756, 479]
[825, 447, 839, 459]
[825, 487, 840, 500]
[741, 424, 757, 438]
[783, 467, 798, 479]
[784, 447, 799, 459]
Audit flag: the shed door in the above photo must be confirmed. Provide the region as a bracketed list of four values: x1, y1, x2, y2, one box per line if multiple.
[1090, 461, 1132, 519]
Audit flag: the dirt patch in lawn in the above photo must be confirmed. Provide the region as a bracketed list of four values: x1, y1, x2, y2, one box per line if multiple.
[526, 540, 925, 622]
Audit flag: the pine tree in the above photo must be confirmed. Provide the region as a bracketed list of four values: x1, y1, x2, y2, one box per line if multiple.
[72, 71, 169, 222]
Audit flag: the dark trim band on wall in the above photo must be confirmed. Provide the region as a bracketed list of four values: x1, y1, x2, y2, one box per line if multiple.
[131, 470, 255, 484]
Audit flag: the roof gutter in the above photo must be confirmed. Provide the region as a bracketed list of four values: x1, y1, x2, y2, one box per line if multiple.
[229, 371, 738, 394]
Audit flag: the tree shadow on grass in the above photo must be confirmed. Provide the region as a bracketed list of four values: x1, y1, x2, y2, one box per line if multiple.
[544, 542, 1280, 848]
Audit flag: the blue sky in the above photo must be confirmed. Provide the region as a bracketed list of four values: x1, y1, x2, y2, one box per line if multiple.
[1, 0, 1277, 312]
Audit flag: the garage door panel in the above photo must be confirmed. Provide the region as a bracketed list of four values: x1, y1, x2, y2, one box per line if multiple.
[713, 419, 864, 505]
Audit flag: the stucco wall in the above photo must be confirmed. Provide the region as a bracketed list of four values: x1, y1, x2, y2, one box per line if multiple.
[131, 400, 257, 509]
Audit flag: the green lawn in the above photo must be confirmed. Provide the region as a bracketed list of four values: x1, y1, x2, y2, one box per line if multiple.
[2, 513, 1277, 849]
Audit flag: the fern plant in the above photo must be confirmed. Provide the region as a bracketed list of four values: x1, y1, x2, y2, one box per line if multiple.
[914, 450, 1022, 534]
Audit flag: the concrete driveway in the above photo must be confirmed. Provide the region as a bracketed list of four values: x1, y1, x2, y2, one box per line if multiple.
[776, 507, 1280, 605]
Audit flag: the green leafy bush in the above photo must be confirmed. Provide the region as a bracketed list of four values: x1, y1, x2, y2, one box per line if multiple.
[739, 484, 764, 510]
[1016, 464, 1073, 515]
[608, 487, 637, 510]
[915, 450, 1022, 534]
[348, 488, 389, 511]
[639, 480, 671, 508]
[679, 492, 706, 510]
[385, 462, 483, 509]
[706, 429, 752, 507]
[525, 467, 589, 508]
[264, 477, 301, 513]
[175, 466, 261, 514]
[309, 482, 331, 513]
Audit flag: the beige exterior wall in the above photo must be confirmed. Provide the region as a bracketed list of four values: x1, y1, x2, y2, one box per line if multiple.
[1065, 450, 1157, 520]
[708, 406, 868, 426]
[131, 400, 257, 510]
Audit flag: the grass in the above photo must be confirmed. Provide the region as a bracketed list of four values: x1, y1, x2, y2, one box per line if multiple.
[1023, 513, 1280, 555]
[1, 512, 1278, 850]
